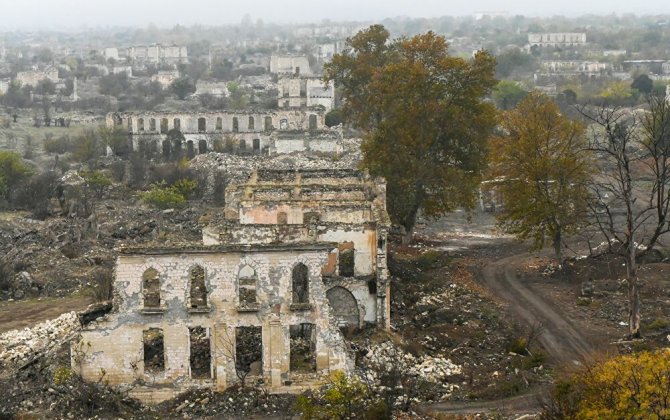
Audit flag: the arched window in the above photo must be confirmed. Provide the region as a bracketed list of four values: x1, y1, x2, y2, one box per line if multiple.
[248, 116, 255, 130]
[160, 118, 168, 133]
[142, 268, 160, 308]
[189, 265, 207, 309]
[292, 263, 309, 304]
[238, 265, 257, 307]
[173, 118, 181, 131]
[232, 117, 239, 133]
[216, 117, 223, 131]
[138, 118, 145, 131]
[149, 118, 156, 131]
[264, 116, 273, 131]
[198, 117, 206, 133]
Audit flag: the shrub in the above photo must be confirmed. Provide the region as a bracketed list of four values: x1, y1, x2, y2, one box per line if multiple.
[506, 337, 529, 355]
[172, 178, 197, 199]
[141, 182, 186, 209]
[294, 371, 388, 420]
[81, 170, 112, 198]
[44, 135, 75, 154]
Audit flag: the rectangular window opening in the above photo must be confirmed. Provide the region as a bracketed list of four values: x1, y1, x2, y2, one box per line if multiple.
[235, 326, 263, 378]
[289, 323, 316, 373]
[143, 328, 165, 374]
[189, 326, 212, 379]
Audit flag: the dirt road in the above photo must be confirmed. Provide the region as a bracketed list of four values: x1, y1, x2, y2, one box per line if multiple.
[480, 254, 595, 366]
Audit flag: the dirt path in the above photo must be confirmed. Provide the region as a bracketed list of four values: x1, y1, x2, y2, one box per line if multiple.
[0, 295, 94, 333]
[480, 254, 595, 366]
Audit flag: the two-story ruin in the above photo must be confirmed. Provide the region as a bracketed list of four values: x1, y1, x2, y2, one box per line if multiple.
[73, 168, 390, 403]
[106, 109, 327, 156]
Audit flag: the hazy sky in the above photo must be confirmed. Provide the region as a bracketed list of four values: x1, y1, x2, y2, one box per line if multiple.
[2, 0, 670, 30]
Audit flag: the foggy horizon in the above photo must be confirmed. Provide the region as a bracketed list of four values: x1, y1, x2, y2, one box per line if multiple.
[2, 0, 670, 31]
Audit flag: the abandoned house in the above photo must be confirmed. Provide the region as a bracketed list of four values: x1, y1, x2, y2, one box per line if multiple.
[106, 109, 327, 156]
[73, 168, 389, 403]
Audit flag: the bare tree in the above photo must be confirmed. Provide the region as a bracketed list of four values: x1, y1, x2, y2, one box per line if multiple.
[579, 97, 670, 337]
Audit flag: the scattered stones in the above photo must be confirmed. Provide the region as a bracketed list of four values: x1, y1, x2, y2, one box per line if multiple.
[0, 312, 80, 370]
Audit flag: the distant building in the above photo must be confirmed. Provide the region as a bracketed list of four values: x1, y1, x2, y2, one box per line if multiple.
[103, 48, 119, 61]
[113, 66, 133, 77]
[126, 44, 187, 64]
[270, 55, 312, 76]
[603, 50, 627, 57]
[0, 78, 10, 95]
[277, 77, 334, 111]
[528, 33, 587, 47]
[151, 70, 179, 88]
[195, 80, 230, 97]
[15, 66, 59, 87]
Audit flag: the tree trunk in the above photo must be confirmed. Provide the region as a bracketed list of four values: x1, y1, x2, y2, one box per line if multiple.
[401, 226, 414, 246]
[628, 278, 641, 338]
[553, 228, 562, 266]
[401, 205, 421, 245]
[626, 236, 641, 338]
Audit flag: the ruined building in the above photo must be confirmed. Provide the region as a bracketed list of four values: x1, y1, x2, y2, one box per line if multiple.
[277, 77, 335, 111]
[106, 109, 328, 156]
[73, 168, 390, 403]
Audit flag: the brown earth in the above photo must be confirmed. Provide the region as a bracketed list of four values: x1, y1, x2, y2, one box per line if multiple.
[0, 295, 93, 333]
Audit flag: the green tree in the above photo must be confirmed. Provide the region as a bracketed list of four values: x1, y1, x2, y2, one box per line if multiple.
[631, 73, 653, 95]
[81, 170, 112, 199]
[141, 182, 186, 209]
[325, 25, 497, 243]
[170, 76, 196, 100]
[325, 109, 343, 127]
[98, 126, 130, 158]
[0, 152, 33, 202]
[489, 93, 592, 262]
[492, 80, 529, 110]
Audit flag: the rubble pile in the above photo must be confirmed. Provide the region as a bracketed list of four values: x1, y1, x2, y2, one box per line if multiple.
[190, 146, 362, 183]
[158, 386, 296, 418]
[363, 341, 462, 386]
[0, 311, 80, 369]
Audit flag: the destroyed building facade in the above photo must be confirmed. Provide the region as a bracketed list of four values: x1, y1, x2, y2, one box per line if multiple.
[73, 168, 390, 403]
[106, 109, 328, 155]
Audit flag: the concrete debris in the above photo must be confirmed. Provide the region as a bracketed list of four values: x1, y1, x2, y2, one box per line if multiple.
[363, 341, 462, 393]
[0, 312, 80, 369]
[189, 145, 361, 183]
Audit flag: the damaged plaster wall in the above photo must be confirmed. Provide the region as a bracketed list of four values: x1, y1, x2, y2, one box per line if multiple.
[74, 245, 353, 403]
[202, 168, 391, 330]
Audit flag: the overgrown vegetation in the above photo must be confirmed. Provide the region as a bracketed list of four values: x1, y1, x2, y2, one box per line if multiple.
[543, 349, 670, 419]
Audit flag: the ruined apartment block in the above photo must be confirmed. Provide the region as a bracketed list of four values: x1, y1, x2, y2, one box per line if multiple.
[74, 168, 389, 402]
[106, 109, 326, 155]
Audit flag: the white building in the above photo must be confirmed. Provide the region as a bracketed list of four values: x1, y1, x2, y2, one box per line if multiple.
[270, 55, 312, 76]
